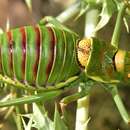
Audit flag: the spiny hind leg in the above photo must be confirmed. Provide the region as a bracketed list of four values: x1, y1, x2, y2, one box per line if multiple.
[0, 74, 37, 91]
[0, 75, 80, 107]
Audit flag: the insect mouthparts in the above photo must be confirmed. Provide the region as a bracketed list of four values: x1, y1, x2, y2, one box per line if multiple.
[77, 38, 92, 68]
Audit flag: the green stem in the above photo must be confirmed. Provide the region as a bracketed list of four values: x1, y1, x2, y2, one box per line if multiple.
[12, 92, 23, 130]
[111, 3, 127, 48]
[14, 107, 23, 130]
[56, 2, 80, 23]
[75, 89, 90, 130]
[111, 86, 130, 124]
[75, 8, 99, 130]
[85, 8, 99, 37]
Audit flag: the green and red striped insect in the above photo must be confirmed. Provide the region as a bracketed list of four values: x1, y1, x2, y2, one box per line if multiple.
[1, 20, 130, 87]
[1, 16, 128, 87]
[0, 17, 80, 87]
[0, 16, 130, 124]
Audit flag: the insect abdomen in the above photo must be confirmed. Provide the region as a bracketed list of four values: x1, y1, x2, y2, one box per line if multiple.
[0, 25, 80, 87]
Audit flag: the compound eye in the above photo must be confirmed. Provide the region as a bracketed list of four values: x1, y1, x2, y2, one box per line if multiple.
[77, 38, 92, 68]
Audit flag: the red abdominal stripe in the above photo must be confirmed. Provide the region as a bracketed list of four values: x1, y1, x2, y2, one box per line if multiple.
[33, 26, 41, 80]
[46, 27, 56, 83]
[20, 27, 26, 81]
[7, 31, 13, 77]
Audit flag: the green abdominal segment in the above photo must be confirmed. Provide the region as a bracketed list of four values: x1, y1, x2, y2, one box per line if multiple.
[0, 24, 81, 87]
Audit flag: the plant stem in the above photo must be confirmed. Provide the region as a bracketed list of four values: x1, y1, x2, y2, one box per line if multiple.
[56, 2, 80, 23]
[12, 91, 23, 130]
[111, 86, 130, 124]
[14, 107, 23, 130]
[56, 2, 99, 130]
[75, 8, 99, 130]
[75, 88, 90, 130]
[111, 3, 127, 48]
[84, 9, 99, 37]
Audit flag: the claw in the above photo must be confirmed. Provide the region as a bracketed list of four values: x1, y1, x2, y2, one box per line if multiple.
[60, 101, 67, 113]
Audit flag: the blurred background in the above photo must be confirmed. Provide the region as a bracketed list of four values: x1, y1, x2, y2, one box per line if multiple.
[0, 0, 130, 130]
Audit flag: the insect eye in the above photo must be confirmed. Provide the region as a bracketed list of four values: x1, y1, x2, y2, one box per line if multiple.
[77, 38, 92, 68]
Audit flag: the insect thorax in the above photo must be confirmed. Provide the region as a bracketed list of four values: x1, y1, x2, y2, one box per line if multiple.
[77, 37, 130, 84]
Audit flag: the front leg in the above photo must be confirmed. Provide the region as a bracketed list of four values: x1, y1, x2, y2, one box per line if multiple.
[60, 79, 94, 111]
[39, 16, 77, 34]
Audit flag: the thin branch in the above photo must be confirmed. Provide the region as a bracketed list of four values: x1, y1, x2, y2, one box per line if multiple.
[56, 2, 80, 23]
[111, 3, 127, 48]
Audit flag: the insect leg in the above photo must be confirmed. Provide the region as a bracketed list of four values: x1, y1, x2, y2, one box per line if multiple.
[109, 85, 130, 124]
[60, 88, 89, 105]
[60, 80, 93, 110]
[39, 16, 76, 34]
[0, 74, 36, 91]
[0, 76, 80, 107]
[0, 90, 62, 108]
